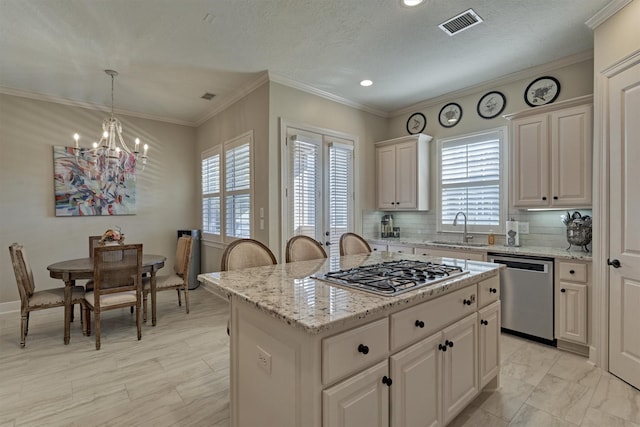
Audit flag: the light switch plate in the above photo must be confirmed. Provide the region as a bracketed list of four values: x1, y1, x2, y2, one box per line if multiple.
[519, 222, 530, 234]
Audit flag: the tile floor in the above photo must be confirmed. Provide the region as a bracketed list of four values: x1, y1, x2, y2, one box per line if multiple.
[1, 287, 638, 427]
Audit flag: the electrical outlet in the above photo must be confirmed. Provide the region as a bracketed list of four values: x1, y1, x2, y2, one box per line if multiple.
[519, 222, 530, 234]
[257, 345, 271, 374]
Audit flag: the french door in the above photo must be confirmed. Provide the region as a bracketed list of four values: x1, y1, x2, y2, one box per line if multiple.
[283, 126, 355, 258]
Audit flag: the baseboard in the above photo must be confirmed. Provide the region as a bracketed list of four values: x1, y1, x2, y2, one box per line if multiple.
[557, 339, 590, 357]
[0, 300, 20, 315]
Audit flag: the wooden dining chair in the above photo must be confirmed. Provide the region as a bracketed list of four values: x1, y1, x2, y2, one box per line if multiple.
[8, 243, 86, 347]
[84, 243, 143, 350]
[142, 235, 193, 325]
[285, 235, 327, 262]
[339, 232, 372, 256]
[220, 239, 277, 334]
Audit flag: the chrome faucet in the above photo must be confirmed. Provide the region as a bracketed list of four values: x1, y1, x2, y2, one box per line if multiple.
[453, 211, 473, 243]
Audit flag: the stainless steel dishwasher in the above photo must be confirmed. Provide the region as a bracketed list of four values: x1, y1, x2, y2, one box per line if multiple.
[488, 253, 555, 345]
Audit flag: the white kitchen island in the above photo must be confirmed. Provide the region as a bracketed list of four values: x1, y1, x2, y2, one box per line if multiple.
[198, 252, 502, 427]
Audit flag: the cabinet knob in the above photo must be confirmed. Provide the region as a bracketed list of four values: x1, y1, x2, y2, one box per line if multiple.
[489, 287, 497, 293]
[542, 196, 547, 201]
[438, 344, 447, 352]
[463, 299, 472, 306]
[569, 269, 575, 274]
[553, 196, 558, 200]
[415, 320, 425, 328]
[382, 376, 393, 386]
[446, 340, 454, 348]
[373, 248, 378, 251]
[357, 344, 369, 354]
[481, 319, 488, 326]
[561, 288, 566, 293]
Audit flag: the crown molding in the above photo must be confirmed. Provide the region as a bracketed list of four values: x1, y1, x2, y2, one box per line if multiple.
[268, 72, 389, 118]
[391, 50, 594, 118]
[585, 0, 633, 29]
[0, 86, 197, 127]
[194, 72, 271, 126]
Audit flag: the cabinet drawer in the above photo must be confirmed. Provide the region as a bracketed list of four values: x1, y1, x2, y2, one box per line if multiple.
[322, 317, 389, 385]
[478, 275, 500, 308]
[427, 248, 486, 262]
[558, 262, 587, 283]
[388, 245, 413, 254]
[390, 286, 477, 352]
[370, 243, 387, 252]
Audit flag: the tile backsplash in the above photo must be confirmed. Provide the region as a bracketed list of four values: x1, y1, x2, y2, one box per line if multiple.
[363, 208, 593, 249]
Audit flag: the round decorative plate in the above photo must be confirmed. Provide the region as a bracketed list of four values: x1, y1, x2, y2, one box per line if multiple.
[406, 112, 426, 134]
[524, 76, 560, 107]
[477, 91, 506, 119]
[439, 103, 462, 128]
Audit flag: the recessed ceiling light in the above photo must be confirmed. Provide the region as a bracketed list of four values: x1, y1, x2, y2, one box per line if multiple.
[360, 79, 373, 87]
[401, 0, 424, 7]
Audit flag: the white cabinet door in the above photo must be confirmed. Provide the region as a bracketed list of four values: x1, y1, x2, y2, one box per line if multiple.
[390, 332, 442, 427]
[556, 283, 587, 344]
[550, 104, 593, 207]
[394, 141, 418, 209]
[377, 145, 397, 210]
[478, 301, 501, 388]
[511, 114, 549, 207]
[441, 313, 479, 425]
[323, 360, 389, 427]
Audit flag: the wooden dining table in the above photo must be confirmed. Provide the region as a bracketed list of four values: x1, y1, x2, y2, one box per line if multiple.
[47, 254, 166, 344]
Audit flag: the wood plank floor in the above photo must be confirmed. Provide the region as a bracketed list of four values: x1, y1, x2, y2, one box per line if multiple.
[1, 288, 638, 426]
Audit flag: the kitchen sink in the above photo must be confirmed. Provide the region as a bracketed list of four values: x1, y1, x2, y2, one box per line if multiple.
[428, 241, 488, 248]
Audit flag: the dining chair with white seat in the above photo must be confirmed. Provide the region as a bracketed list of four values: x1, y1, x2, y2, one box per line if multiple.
[285, 235, 327, 262]
[8, 242, 86, 347]
[339, 232, 372, 256]
[84, 243, 143, 350]
[142, 235, 192, 325]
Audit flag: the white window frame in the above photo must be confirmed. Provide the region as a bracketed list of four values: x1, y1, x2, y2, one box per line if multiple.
[436, 127, 508, 234]
[201, 131, 254, 243]
[201, 146, 221, 242]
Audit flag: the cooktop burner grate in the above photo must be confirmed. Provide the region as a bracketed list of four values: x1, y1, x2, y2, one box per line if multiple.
[314, 260, 467, 296]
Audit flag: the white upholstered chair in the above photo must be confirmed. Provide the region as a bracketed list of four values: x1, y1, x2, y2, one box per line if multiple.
[285, 235, 327, 262]
[220, 239, 277, 334]
[339, 232, 372, 256]
[9, 242, 86, 347]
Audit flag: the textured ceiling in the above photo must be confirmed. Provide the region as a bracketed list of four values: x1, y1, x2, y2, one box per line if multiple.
[0, 0, 609, 125]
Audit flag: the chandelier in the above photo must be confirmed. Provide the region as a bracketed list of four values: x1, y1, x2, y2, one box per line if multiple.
[72, 69, 148, 183]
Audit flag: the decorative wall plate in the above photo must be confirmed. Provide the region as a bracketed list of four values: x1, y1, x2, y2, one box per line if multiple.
[477, 91, 506, 119]
[524, 76, 560, 107]
[406, 112, 426, 134]
[439, 103, 462, 128]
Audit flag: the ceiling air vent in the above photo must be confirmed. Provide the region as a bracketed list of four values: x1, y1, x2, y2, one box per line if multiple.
[439, 9, 483, 36]
[201, 92, 216, 100]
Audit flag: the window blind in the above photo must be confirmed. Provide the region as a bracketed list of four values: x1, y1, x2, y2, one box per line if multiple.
[439, 130, 504, 232]
[289, 136, 321, 239]
[225, 141, 251, 239]
[328, 142, 353, 255]
[202, 150, 221, 235]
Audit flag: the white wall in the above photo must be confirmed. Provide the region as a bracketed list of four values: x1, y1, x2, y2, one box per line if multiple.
[0, 94, 198, 304]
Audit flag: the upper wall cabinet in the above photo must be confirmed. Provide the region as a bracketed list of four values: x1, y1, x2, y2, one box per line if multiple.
[505, 96, 593, 209]
[376, 134, 432, 211]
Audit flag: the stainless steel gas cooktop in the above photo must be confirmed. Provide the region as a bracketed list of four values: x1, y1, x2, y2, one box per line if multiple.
[314, 260, 467, 296]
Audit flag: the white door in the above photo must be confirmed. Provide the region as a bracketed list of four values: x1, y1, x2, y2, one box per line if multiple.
[285, 128, 355, 258]
[609, 60, 640, 390]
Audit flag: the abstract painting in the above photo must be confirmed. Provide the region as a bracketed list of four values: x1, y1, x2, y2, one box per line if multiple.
[54, 146, 136, 216]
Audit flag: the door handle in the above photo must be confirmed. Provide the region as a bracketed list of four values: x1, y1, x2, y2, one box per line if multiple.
[607, 258, 621, 268]
[325, 241, 331, 246]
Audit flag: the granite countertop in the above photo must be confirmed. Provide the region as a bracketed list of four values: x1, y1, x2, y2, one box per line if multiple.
[367, 237, 592, 261]
[198, 252, 500, 335]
